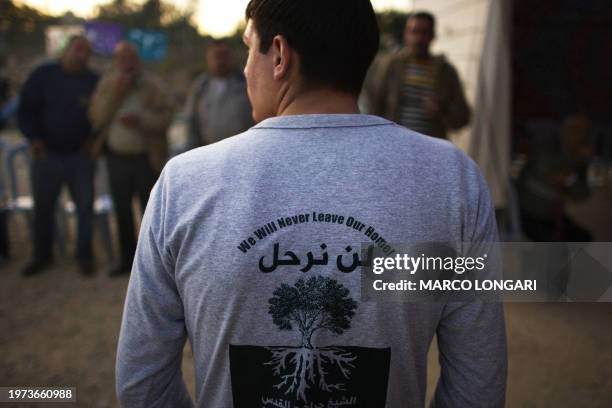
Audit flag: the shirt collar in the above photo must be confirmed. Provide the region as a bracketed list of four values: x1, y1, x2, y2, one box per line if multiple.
[253, 114, 393, 130]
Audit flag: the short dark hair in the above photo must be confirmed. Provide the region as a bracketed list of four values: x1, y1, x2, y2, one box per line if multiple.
[245, 0, 380, 95]
[407, 11, 436, 34]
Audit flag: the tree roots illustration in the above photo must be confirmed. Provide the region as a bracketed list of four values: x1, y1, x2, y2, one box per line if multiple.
[265, 346, 356, 401]
[266, 276, 358, 402]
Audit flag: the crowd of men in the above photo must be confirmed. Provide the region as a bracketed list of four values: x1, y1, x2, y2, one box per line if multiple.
[5, 10, 474, 278]
[10, 34, 255, 276]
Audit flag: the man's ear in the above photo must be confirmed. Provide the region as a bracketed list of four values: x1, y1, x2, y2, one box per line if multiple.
[271, 35, 292, 81]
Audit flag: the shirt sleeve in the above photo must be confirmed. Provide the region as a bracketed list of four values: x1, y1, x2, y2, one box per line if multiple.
[431, 167, 508, 408]
[116, 165, 194, 408]
[440, 62, 471, 131]
[361, 52, 393, 117]
[17, 66, 46, 141]
[139, 76, 174, 136]
[89, 74, 120, 130]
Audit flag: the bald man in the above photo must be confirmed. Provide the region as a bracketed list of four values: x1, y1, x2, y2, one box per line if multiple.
[90, 41, 173, 276]
[185, 38, 253, 148]
[18, 35, 99, 277]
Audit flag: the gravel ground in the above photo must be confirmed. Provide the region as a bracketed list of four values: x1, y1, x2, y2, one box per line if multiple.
[0, 257, 196, 408]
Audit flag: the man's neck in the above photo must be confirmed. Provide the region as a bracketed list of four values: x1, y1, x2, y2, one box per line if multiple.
[60, 59, 83, 74]
[278, 88, 360, 117]
[405, 48, 432, 61]
[212, 71, 232, 80]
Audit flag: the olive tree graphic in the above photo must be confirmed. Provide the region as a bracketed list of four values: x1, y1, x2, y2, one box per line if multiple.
[266, 276, 358, 402]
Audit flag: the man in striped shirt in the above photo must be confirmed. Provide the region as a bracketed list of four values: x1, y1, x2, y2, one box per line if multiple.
[366, 11, 471, 139]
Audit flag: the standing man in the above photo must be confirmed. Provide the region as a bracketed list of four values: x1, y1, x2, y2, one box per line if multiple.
[116, 1, 506, 407]
[185, 38, 253, 148]
[89, 41, 172, 276]
[365, 11, 471, 139]
[17, 35, 99, 276]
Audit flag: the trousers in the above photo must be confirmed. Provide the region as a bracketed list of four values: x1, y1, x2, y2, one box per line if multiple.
[106, 152, 157, 268]
[31, 151, 95, 262]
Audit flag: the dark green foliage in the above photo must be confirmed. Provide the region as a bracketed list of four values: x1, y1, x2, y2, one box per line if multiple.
[269, 276, 357, 348]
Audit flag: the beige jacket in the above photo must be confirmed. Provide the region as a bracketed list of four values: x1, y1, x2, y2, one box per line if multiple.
[363, 48, 471, 139]
[89, 71, 172, 173]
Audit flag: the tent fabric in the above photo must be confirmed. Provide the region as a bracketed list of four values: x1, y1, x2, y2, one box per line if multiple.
[469, 0, 512, 210]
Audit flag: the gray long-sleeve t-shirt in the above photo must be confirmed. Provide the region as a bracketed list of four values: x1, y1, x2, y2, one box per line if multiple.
[116, 114, 507, 408]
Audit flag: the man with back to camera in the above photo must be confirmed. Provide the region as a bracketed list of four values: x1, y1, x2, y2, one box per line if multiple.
[17, 35, 99, 276]
[365, 11, 471, 139]
[116, 1, 507, 407]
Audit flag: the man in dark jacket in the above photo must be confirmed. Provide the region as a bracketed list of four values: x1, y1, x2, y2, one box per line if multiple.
[17, 35, 99, 276]
[364, 11, 470, 139]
